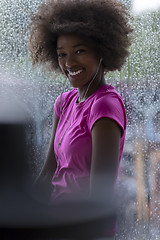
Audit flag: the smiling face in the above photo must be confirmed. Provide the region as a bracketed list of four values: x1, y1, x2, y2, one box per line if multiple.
[57, 34, 103, 90]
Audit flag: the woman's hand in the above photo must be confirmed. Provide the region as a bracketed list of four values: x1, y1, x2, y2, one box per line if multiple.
[32, 170, 53, 202]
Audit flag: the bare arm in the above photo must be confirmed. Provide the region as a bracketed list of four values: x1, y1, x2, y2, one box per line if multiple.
[33, 112, 59, 200]
[90, 117, 121, 200]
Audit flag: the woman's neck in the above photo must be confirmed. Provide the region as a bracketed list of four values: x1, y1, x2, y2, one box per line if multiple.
[78, 75, 106, 103]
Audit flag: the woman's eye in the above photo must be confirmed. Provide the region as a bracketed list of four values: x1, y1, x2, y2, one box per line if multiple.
[76, 49, 86, 54]
[57, 53, 66, 58]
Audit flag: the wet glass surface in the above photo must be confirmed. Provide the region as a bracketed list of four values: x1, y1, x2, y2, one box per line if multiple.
[0, 0, 160, 239]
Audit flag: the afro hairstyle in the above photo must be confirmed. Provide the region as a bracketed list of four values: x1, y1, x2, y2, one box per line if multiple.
[28, 0, 133, 72]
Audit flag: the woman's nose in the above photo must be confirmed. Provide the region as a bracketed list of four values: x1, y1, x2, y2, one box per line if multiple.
[65, 55, 76, 68]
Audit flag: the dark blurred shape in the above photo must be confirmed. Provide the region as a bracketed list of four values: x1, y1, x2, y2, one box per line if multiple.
[0, 122, 31, 194]
[0, 92, 32, 194]
[0, 92, 117, 239]
[0, 92, 33, 230]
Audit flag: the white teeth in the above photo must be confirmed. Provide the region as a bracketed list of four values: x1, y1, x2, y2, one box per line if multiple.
[68, 69, 83, 76]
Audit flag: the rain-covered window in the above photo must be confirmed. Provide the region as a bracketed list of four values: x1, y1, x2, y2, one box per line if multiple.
[0, 0, 160, 239]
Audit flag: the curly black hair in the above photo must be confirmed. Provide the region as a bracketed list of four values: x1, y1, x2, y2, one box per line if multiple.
[28, 0, 133, 72]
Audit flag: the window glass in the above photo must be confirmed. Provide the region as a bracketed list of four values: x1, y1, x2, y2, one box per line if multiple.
[0, 0, 159, 238]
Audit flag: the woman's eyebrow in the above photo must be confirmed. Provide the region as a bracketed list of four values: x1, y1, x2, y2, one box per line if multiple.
[56, 47, 63, 50]
[72, 43, 86, 48]
[56, 43, 86, 50]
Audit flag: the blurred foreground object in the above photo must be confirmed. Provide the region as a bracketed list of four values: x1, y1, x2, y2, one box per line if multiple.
[0, 92, 117, 239]
[0, 92, 32, 195]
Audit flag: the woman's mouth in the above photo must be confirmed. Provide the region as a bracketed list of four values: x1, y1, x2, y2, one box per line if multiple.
[68, 69, 83, 77]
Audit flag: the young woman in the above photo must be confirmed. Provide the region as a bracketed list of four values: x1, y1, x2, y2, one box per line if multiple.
[28, 0, 132, 237]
